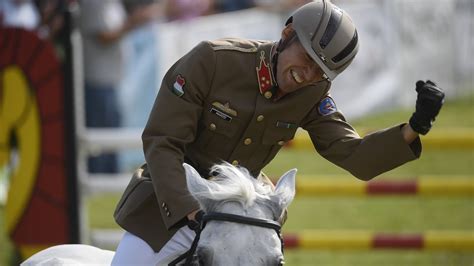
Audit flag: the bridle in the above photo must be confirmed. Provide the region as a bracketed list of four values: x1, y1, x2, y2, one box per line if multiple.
[168, 211, 284, 266]
[168, 212, 284, 265]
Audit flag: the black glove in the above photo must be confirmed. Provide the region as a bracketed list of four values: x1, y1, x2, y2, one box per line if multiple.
[409, 80, 445, 135]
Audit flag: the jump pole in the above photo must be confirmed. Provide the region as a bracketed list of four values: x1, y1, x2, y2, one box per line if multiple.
[283, 230, 474, 250]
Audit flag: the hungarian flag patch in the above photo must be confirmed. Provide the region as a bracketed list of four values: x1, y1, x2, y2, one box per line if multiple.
[172, 75, 186, 97]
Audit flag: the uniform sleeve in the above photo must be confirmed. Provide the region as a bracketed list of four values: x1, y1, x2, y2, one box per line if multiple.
[142, 41, 216, 229]
[301, 95, 421, 181]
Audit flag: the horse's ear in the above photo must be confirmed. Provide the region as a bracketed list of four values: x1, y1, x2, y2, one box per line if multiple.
[183, 163, 220, 204]
[183, 163, 208, 195]
[273, 168, 297, 210]
[183, 163, 220, 210]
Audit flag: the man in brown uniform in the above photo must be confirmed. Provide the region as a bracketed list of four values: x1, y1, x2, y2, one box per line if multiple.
[111, 1, 445, 264]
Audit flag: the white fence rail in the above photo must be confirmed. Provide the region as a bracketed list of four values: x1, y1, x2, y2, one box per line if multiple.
[80, 129, 142, 153]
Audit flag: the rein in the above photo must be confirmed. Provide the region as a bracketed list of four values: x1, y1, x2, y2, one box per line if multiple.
[168, 211, 283, 266]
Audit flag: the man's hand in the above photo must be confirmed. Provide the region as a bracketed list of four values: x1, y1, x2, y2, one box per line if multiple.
[187, 209, 204, 231]
[409, 80, 445, 135]
[187, 209, 201, 221]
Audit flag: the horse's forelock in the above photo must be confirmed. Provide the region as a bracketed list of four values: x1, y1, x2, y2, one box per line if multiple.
[199, 163, 269, 208]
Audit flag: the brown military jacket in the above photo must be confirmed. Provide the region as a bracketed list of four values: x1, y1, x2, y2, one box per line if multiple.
[114, 38, 421, 252]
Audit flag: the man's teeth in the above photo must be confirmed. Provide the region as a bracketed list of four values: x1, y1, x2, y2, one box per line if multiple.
[291, 70, 303, 84]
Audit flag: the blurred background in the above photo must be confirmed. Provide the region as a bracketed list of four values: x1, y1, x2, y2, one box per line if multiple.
[0, 0, 473, 265]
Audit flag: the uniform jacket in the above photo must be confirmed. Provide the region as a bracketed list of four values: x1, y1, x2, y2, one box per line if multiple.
[114, 38, 421, 251]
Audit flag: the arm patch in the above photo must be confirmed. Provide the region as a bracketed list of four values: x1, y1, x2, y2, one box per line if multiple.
[318, 96, 338, 116]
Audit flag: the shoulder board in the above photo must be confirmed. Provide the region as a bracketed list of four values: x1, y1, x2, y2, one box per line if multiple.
[209, 39, 259, 53]
[212, 46, 258, 53]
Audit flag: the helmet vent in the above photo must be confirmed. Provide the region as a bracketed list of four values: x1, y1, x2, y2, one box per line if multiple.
[332, 30, 358, 63]
[319, 7, 343, 49]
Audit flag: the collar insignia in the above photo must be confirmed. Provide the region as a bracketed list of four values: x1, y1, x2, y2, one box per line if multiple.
[256, 51, 273, 97]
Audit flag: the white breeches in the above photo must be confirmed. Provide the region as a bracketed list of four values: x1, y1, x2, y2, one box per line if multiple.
[111, 227, 196, 266]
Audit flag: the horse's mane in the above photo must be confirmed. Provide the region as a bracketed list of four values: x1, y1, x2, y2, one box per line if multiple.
[197, 162, 274, 208]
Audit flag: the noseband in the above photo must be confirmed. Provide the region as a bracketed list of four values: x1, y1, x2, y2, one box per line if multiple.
[168, 212, 284, 266]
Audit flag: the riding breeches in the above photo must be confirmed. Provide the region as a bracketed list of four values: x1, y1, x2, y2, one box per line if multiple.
[111, 226, 195, 265]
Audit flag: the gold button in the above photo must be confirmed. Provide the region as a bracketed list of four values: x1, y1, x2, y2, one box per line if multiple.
[210, 123, 216, 131]
[166, 211, 171, 217]
[244, 138, 252, 145]
[264, 91, 272, 99]
[278, 140, 285, 146]
[232, 160, 239, 166]
[256, 115, 264, 122]
[161, 202, 166, 208]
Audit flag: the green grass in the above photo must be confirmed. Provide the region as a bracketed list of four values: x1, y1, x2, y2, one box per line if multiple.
[350, 92, 474, 129]
[284, 251, 473, 266]
[263, 149, 474, 177]
[267, 94, 474, 266]
[1, 94, 473, 265]
[263, 92, 474, 178]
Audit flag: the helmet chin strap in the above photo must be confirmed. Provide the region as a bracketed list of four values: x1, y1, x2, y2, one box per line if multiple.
[271, 31, 298, 92]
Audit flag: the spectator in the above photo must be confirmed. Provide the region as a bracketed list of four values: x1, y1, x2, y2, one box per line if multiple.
[214, 0, 255, 13]
[0, 0, 39, 29]
[256, 0, 313, 15]
[33, 0, 65, 40]
[164, 0, 214, 21]
[79, 0, 160, 173]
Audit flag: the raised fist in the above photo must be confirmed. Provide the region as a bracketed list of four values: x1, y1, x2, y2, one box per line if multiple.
[409, 80, 445, 135]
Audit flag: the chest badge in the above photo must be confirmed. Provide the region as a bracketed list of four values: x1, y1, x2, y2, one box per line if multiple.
[256, 51, 273, 97]
[172, 75, 186, 97]
[212, 101, 237, 117]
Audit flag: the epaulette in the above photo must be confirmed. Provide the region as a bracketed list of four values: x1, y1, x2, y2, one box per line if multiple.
[212, 46, 258, 53]
[209, 39, 259, 53]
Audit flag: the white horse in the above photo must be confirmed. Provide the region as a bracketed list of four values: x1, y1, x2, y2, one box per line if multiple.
[22, 163, 296, 265]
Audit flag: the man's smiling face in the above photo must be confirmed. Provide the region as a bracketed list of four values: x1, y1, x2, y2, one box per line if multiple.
[275, 25, 325, 94]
